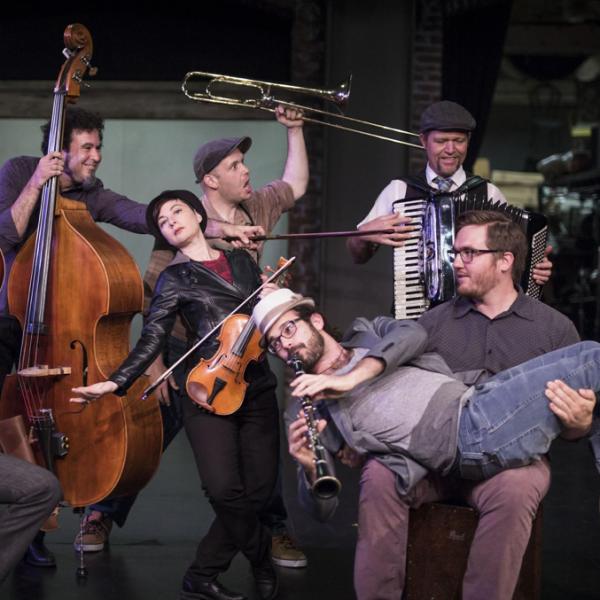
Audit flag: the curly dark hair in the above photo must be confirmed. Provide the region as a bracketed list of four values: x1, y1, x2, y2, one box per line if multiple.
[41, 106, 104, 154]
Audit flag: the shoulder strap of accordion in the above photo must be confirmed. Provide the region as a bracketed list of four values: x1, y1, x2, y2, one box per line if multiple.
[455, 175, 487, 194]
[401, 173, 430, 193]
[400, 171, 433, 200]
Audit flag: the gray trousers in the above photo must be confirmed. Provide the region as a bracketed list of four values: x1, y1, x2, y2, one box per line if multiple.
[0, 454, 62, 583]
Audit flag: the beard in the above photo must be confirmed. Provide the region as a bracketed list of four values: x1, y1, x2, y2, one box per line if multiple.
[289, 325, 325, 372]
[455, 269, 498, 301]
[81, 174, 98, 190]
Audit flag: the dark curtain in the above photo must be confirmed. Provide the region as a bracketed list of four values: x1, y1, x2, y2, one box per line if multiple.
[442, 0, 513, 171]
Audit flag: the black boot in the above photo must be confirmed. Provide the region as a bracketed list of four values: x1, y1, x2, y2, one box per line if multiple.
[180, 576, 247, 600]
[252, 560, 279, 600]
[23, 531, 56, 568]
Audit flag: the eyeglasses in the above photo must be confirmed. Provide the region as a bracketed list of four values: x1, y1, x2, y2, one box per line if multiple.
[267, 318, 301, 354]
[447, 248, 504, 264]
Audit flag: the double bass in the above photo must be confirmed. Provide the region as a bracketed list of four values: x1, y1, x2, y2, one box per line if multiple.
[0, 24, 162, 508]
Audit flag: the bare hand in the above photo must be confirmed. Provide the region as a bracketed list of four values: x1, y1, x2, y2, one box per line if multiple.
[70, 380, 118, 404]
[186, 380, 215, 413]
[145, 355, 178, 406]
[275, 104, 304, 128]
[221, 224, 265, 249]
[258, 280, 280, 298]
[290, 372, 355, 400]
[357, 213, 417, 247]
[336, 444, 364, 469]
[546, 379, 595, 438]
[31, 152, 64, 190]
[532, 245, 553, 286]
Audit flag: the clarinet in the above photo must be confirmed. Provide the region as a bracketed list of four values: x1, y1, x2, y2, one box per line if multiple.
[287, 355, 342, 500]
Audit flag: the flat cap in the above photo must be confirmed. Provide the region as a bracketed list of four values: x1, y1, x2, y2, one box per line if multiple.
[419, 101, 476, 133]
[193, 136, 252, 182]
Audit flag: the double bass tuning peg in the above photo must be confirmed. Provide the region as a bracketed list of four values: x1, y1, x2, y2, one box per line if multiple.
[72, 73, 91, 88]
[81, 56, 98, 77]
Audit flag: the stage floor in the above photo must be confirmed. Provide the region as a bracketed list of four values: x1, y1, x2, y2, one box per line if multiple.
[4, 429, 600, 599]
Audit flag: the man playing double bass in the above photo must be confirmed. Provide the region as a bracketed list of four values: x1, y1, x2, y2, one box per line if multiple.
[0, 106, 263, 568]
[0, 107, 147, 392]
[0, 107, 151, 568]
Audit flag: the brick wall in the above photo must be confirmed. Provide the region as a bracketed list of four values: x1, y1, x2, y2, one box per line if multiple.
[408, 0, 443, 173]
[288, 0, 326, 300]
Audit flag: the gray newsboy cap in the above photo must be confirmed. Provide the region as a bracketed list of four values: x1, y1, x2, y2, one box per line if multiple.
[419, 101, 476, 133]
[193, 136, 252, 182]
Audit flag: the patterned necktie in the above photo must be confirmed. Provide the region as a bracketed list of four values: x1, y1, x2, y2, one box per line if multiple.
[434, 176, 453, 193]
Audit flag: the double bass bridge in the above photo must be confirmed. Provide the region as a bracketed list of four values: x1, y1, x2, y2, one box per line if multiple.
[17, 365, 72, 378]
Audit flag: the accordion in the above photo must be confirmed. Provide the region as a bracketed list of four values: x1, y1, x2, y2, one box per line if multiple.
[392, 194, 548, 320]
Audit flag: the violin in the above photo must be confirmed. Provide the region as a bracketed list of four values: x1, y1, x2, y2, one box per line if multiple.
[185, 257, 290, 415]
[186, 313, 264, 415]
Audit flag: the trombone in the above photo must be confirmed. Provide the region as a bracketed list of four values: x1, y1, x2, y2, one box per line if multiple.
[182, 70, 424, 149]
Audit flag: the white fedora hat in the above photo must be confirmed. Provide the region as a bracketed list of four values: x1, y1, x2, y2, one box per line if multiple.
[253, 288, 315, 336]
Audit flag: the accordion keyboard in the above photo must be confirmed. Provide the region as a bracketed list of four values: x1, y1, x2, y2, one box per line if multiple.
[524, 226, 547, 299]
[393, 199, 429, 319]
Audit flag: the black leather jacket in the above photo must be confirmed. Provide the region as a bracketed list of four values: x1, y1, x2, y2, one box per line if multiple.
[110, 249, 275, 396]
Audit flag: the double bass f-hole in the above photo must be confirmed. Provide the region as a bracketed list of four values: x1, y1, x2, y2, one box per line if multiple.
[69, 340, 89, 387]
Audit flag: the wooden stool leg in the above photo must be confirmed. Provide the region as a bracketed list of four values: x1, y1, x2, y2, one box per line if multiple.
[405, 503, 478, 600]
[404, 503, 543, 600]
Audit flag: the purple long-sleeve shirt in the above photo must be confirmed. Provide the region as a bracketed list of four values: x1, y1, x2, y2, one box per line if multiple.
[0, 155, 148, 316]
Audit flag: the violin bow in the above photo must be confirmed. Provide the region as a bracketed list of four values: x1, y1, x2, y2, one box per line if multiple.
[140, 256, 296, 401]
[207, 228, 400, 242]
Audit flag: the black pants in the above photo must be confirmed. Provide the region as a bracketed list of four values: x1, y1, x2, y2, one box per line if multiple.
[183, 386, 279, 582]
[90, 338, 287, 531]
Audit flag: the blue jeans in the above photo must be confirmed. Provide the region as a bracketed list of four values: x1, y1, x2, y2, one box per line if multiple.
[458, 341, 600, 480]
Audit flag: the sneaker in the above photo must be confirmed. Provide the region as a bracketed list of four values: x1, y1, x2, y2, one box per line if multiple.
[73, 512, 112, 552]
[271, 533, 307, 568]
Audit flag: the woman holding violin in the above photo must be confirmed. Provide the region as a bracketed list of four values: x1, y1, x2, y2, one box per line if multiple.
[71, 189, 280, 600]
